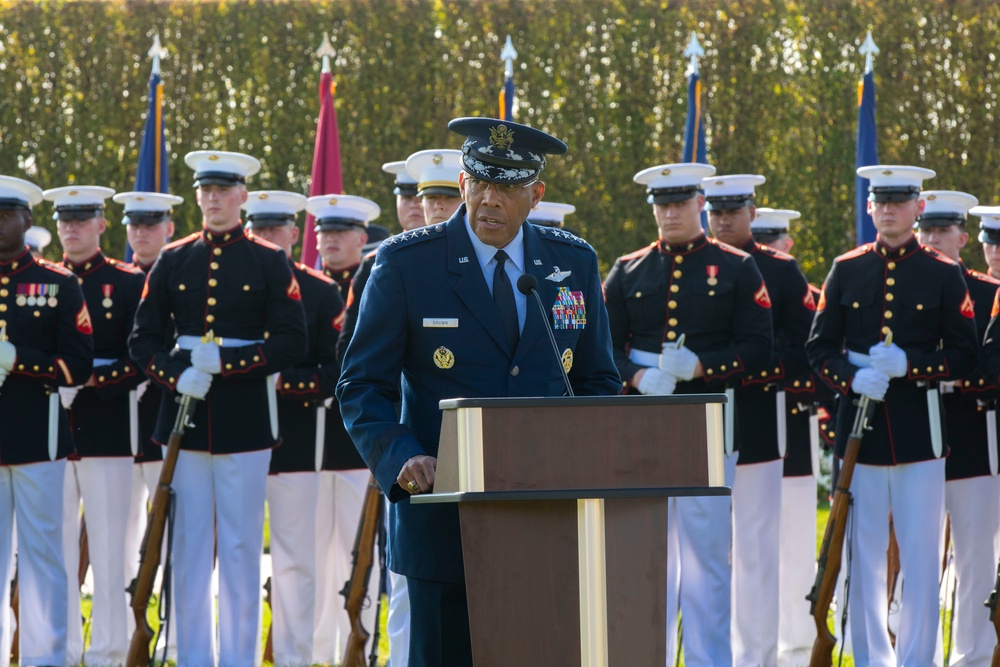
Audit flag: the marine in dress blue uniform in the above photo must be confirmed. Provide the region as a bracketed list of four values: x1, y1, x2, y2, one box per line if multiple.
[43, 185, 146, 667]
[306, 194, 382, 664]
[750, 209, 830, 665]
[337, 118, 621, 667]
[704, 178, 815, 667]
[0, 175, 93, 667]
[922, 194, 1000, 665]
[244, 190, 345, 667]
[807, 166, 979, 666]
[114, 190, 183, 661]
[129, 151, 307, 666]
[603, 163, 773, 667]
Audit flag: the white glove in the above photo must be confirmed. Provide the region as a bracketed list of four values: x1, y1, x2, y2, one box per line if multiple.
[637, 367, 677, 396]
[851, 368, 891, 401]
[176, 368, 213, 400]
[0, 341, 15, 371]
[868, 342, 907, 379]
[190, 343, 222, 375]
[660, 344, 699, 381]
[58, 386, 82, 410]
[0, 368, 7, 391]
[136, 380, 150, 402]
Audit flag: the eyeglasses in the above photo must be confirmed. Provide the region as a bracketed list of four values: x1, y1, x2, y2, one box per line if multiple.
[464, 177, 537, 196]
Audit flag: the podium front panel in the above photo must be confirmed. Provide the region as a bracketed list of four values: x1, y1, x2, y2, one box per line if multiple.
[437, 397, 725, 494]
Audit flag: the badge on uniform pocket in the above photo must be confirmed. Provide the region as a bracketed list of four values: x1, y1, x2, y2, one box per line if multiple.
[552, 287, 586, 330]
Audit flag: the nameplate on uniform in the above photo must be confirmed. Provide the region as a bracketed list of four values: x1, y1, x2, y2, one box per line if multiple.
[423, 318, 459, 328]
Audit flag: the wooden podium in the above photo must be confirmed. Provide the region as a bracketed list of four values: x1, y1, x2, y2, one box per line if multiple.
[411, 394, 728, 667]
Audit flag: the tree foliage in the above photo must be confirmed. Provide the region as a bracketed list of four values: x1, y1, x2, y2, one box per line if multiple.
[0, 0, 998, 282]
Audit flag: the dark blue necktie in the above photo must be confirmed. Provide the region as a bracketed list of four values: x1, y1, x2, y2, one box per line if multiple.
[493, 249, 519, 351]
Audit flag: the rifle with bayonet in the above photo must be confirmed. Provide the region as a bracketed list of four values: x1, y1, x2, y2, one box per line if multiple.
[125, 333, 212, 667]
[340, 475, 382, 667]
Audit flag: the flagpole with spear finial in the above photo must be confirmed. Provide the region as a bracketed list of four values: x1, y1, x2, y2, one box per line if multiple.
[684, 31, 704, 75]
[317, 31, 336, 75]
[859, 29, 879, 74]
[499, 35, 517, 120]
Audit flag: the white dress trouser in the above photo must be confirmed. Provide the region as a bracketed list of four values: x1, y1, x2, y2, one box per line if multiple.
[777, 475, 818, 667]
[387, 569, 410, 667]
[62, 457, 134, 666]
[848, 459, 945, 667]
[313, 469, 377, 664]
[665, 452, 736, 667]
[124, 459, 178, 658]
[945, 475, 1000, 667]
[0, 460, 68, 667]
[732, 458, 784, 667]
[266, 471, 319, 667]
[172, 449, 271, 667]
[62, 460, 84, 665]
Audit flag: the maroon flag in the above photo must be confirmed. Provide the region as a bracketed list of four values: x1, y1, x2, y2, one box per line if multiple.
[301, 70, 343, 268]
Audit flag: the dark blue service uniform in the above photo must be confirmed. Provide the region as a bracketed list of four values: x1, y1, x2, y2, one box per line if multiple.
[270, 261, 343, 473]
[62, 252, 145, 456]
[129, 225, 308, 452]
[336, 208, 620, 661]
[807, 237, 979, 464]
[0, 248, 93, 463]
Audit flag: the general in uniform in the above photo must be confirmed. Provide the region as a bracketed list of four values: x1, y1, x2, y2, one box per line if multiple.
[308, 194, 382, 665]
[704, 178, 816, 667]
[128, 151, 307, 666]
[925, 196, 1000, 666]
[337, 117, 621, 667]
[603, 163, 773, 666]
[0, 175, 93, 667]
[243, 190, 346, 666]
[43, 185, 146, 667]
[807, 166, 979, 666]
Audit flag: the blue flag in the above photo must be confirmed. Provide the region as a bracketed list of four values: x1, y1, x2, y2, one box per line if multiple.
[499, 74, 514, 121]
[855, 70, 879, 245]
[126, 71, 169, 262]
[683, 70, 708, 228]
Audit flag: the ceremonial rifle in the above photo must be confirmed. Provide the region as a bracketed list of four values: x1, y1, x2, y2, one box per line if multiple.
[340, 475, 382, 667]
[807, 334, 891, 667]
[125, 332, 212, 667]
[806, 393, 875, 666]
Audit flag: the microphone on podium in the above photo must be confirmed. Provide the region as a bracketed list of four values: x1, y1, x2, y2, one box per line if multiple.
[516, 274, 575, 397]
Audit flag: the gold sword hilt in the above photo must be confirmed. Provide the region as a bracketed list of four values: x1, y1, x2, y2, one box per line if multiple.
[200, 330, 217, 345]
[0, 325, 7, 343]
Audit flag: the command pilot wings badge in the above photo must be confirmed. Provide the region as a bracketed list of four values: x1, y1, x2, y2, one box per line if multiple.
[545, 266, 572, 282]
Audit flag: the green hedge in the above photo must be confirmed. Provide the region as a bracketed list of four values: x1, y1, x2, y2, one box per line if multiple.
[1, 0, 998, 282]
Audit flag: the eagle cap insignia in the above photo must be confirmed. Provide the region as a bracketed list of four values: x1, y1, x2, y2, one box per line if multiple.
[490, 125, 515, 150]
[882, 169, 893, 175]
[328, 198, 338, 205]
[258, 193, 269, 200]
[432, 153, 443, 165]
[926, 194, 936, 200]
[69, 190, 79, 196]
[661, 168, 671, 176]
[208, 154, 219, 161]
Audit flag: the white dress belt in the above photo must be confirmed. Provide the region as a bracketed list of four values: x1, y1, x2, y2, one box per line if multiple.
[628, 348, 661, 368]
[174, 335, 263, 351]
